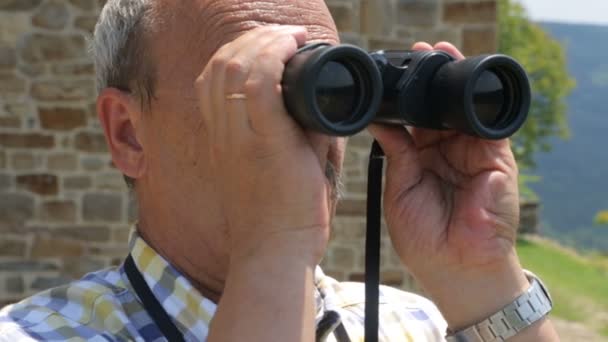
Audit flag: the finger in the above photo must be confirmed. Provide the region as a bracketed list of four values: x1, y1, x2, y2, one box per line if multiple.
[217, 27, 307, 142]
[433, 41, 465, 60]
[244, 30, 307, 137]
[223, 27, 307, 133]
[367, 124, 423, 191]
[412, 42, 433, 51]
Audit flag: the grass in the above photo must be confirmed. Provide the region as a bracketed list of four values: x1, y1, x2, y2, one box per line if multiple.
[516, 236, 608, 336]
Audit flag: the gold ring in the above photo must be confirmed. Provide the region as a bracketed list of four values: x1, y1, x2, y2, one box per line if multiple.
[226, 93, 247, 100]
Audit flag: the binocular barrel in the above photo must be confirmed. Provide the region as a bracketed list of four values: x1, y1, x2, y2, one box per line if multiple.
[282, 44, 531, 139]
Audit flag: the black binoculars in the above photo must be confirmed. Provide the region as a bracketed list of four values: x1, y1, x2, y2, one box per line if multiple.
[282, 43, 531, 139]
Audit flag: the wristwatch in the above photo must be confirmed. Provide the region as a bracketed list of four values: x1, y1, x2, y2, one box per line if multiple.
[445, 270, 553, 342]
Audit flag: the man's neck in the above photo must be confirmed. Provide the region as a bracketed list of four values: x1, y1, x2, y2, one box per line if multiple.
[137, 220, 228, 304]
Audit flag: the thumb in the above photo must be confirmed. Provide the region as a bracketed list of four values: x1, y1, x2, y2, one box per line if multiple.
[367, 124, 423, 194]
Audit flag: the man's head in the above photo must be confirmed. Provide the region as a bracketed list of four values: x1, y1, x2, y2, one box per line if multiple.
[93, 0, 345, 283]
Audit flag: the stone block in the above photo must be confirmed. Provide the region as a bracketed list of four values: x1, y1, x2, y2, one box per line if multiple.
[0, 151, 5, 169]
[361, 0, 393, 36]
[0, 238, 27, 257]
[328, 2, 356, 32]
[336, 199, 366, 216]
[81, 156, 105, 171]
[30, 79, 95, 101]
[443, 1, 497, 24]
[380, 270, 404, 287]
[331, 217, 365, 240]
[96, 172, 126, 190]
[396, 27, 462, 46]
[0, 193, 34, 227]
[331, 246, 355, 269]
[0, 45, 17, 69]
[31, 236, 84, 258]
[40, 200, 77, 222]
[19, 33, 86, 64]
[0, 174, 11, 190]
[63, 257, 105, 279]
[30, 276, 71, 291]
[55, 225, 111, 242]
[83, 193, 123, 222]
[47, 153, 78, 171]
[344, 180, 367, 196]
[17, 174, 59, 195]
[5, 276, 24, 294]
[74, 15, 98, 33]
[0, 72, 26, 95]
[0, 133, 54, 149]
[462, 25, 497, 55]
[0, 0, 42, 10]
[17, 63, 46, 78]
[68, 0, 97, 11]
[0, 261, 58, 272]
[127, 197, 138, 221]
[369, 37, 414, 51]
[4, 102, 31, 118]
[112, 226, 131, 242]
[348, 131, 374, 149]
[0, 116, 20, 128]
[75, 132, 108, 153]
[63, 175, 92, 190]
[32, 0, 70, 30]
[51, 62, 94, 76]
[38, 107, 87, 131]
[397, 0, 441, 27]
[10, 152, 42, 170]
[0, 13, 30, 46]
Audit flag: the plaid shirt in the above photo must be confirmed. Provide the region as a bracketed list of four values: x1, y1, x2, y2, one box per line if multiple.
[0, 231, 447, 341]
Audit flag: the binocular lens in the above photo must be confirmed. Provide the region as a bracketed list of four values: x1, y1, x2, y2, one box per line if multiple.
[315, 61, 359, 124]
[472, 70, 506, 127]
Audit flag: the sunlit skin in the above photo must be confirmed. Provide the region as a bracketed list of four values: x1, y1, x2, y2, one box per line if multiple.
[97, 0, 559, 340]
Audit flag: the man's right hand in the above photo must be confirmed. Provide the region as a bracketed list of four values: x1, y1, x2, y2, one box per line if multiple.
[194, 25, 330, 265]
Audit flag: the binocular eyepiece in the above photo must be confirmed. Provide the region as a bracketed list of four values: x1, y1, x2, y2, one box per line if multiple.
[282, 44, 531, 139]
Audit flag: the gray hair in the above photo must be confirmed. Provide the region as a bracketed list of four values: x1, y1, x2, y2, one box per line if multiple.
[92, 0, 158, 188]
[92, 0, 157, 103]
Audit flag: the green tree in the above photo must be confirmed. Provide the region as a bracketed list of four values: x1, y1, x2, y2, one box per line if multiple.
[498, 0, 576, 170]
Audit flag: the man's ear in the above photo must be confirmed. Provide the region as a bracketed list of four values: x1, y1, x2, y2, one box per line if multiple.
[97, 88, 146, 180]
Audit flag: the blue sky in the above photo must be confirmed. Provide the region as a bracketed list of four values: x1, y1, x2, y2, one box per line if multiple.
[517, 0, 608, 25]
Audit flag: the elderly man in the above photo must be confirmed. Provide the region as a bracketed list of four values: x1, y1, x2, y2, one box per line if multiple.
[0, 0, 559, 341]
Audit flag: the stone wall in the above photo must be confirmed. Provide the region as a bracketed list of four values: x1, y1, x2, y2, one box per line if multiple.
[0, 0, 498, 305]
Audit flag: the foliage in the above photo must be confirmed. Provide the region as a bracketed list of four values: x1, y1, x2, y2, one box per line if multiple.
[498, 0, 576, 170]
[518, 173, 540, 201]
[594, 210, 608, 226]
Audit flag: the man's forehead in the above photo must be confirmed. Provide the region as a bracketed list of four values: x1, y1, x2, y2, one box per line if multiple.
[157, 0, 338, 49]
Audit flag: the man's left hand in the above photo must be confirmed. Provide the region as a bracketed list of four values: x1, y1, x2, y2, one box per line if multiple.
[368, 41, 530, 330]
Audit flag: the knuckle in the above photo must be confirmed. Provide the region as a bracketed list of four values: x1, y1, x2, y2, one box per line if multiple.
[210, 51, 231, 72]
[225, 58, 248, 78]
[244, 79, 264, 97]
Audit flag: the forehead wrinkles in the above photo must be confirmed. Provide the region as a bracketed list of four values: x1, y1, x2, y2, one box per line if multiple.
[187, 0, 338, 58]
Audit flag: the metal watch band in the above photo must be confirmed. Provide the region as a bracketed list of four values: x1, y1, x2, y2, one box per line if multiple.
[446, 270, 553, 342]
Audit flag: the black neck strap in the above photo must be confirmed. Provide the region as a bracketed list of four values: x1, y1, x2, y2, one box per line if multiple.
[124, 255, 186, 342]
[365, 141, 385, 342]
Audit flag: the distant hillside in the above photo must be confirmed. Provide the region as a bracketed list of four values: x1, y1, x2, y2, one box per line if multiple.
[528, 22, 608, 252]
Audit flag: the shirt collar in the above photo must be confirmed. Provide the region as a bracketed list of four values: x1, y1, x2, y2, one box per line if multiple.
[127, 229, 341, 340]
[127, 230, 217, 340]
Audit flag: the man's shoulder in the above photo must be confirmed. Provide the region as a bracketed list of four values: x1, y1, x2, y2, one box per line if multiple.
[0, 266, 134, 340]
[322, 276, 439, 312]
[320, 275, 448, 340]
